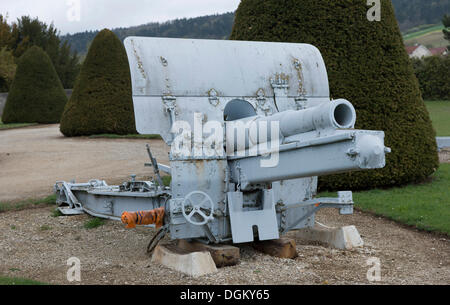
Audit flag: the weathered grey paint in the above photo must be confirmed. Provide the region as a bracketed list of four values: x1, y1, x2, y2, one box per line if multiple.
[123, 37, 331, 143]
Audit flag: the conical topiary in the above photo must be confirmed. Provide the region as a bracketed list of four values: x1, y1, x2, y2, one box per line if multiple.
[60, 29, 136, 136]
[2, 46, 67, 124]
[231, 0, 439, 190]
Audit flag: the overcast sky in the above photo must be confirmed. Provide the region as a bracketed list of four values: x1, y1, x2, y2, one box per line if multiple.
[0, 0, 241, 35]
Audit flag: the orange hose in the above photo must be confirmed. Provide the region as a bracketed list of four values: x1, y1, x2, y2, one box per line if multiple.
[121, 207, 165, 229]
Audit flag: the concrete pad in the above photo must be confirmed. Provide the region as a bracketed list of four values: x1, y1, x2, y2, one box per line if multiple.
[296, 225, 364, 250]
[177, 240, 240, 267]
[253, 237, 298, 259]
[151, 243, 218, 277]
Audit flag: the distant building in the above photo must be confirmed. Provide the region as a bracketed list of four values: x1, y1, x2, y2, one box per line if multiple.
[429, 47, 448, 56]
[405, 44, 432, 58]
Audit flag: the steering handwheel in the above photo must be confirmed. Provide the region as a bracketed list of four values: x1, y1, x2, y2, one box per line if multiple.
[181, 191, 214, 226]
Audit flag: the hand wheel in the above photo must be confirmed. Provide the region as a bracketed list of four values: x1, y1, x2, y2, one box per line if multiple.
[181, 191, 214, 226]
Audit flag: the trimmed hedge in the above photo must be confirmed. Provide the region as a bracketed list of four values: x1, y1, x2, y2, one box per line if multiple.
[2, 46, 67, 123]
[412, 56, 450, 100]
[60, 29, 136, 136]
[231, 0, 439, 190]
[0, 47, 16, 93]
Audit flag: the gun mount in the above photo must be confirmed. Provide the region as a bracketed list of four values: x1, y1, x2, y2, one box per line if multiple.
[55, 37, 390, 245]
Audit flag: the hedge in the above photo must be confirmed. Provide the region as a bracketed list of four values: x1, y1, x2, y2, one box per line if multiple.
[60, 29, 136, 136]
[2, 46, 67, 123]
[231, 0, 439, 190]
[412, 55, 450, 100]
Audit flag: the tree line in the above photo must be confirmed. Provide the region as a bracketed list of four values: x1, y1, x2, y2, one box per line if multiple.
[61, 0, 450, 56]
[411, 15, 450, 101]
[0, 15, 80, 92]
[62, 12, 235, 55]
[1, 1, 448, 93]
[392, 0, 449, 31]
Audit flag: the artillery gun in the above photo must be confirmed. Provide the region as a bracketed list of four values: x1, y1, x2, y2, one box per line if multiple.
[55, 37, 390, 248]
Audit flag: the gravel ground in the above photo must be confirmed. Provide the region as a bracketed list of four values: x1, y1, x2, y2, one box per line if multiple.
[0, 207, 448, 285]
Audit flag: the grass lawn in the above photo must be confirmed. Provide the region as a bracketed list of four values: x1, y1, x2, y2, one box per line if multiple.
[425, 101, 450, 136]
[403, 24, 444, 40]
[320, 164, 450, 235]
[403, 24, 447, 48]
[83, 217, 106, 229]
[0, 119, 37, 130]
[89, 133, 162, 140]
[0, 194, 56, 213]
[0, 276, 47, 285]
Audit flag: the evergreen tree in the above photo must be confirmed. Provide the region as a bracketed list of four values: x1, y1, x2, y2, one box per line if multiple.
[443, 14, 450, 50]
[2, 46, 67, 123]
[412, 56, 450, 100]
[60, 29, 136, 136]
[231, 0, 439, 190]
[0, 47, 16, 92]
[0, 15, 80, 89]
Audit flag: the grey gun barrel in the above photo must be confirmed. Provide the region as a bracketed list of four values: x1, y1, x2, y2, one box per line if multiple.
[254, 99, 356, 137]
[227, 100, 390, 190]
[229, 130, 390, 190]
[226, 99, 357, 152]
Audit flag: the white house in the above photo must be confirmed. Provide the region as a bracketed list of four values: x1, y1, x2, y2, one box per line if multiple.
[405, 44, 432, 58]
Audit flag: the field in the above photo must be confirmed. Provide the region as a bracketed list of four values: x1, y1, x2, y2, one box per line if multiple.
[403, 24, 447, 48]
[425, 101, 450, 136]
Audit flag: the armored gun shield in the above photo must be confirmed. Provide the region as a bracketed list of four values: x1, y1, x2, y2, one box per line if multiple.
[124, 37, 331, 143]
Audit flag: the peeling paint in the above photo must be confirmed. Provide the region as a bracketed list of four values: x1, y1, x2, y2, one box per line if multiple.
[293, 58, 307, 97]
[131, 39, 147, 80]
[160, 56, 168, 67]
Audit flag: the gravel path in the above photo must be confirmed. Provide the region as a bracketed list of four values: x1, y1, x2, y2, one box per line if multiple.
[0, 207, 448, 285]
[0, 125, 169, 202]
[0, 125, 448, 285]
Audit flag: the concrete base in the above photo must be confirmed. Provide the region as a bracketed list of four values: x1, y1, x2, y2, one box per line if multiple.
[296, 225, 364, 250]
[151, 243, 218, 277]
[177, 240, 240, 267]
[253, 237, 298, 259]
